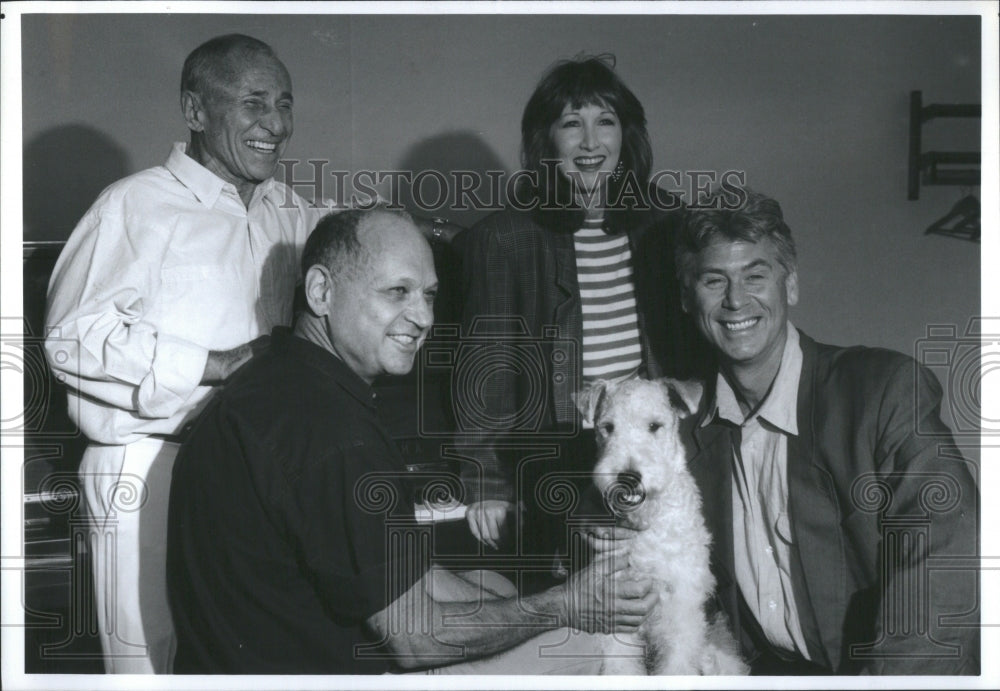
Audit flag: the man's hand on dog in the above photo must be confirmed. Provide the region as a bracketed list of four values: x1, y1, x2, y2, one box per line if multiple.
[566, 555, 658, 634]
[586, 525, 640, 558]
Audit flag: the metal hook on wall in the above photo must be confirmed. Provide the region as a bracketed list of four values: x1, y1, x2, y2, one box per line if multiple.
[924, 193, 980, 242]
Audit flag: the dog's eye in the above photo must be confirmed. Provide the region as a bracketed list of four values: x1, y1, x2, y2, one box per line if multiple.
[599, 422, 614, 437]
[648, 421, 663, 433]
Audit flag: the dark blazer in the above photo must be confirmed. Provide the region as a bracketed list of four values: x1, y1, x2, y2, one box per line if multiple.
[690, 330, 980, 674]
[455, 207, 707, 502]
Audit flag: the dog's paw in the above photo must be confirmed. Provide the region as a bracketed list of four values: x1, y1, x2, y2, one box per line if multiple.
[699, 646, 750, 675]
[700, 610, 749, 674]
[699, 634, 750, 675]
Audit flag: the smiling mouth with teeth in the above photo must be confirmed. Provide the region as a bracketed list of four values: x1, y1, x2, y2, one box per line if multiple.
[246, 140, 278, 153]
[723, 317, 759, 332]
[389, 334, 419, 346]
[573, 156, 605, 166]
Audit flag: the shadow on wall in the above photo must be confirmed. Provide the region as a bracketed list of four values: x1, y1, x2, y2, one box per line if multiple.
[396, 130, 509, 230]
[24, 124, 131, 242]
[256, 241, 300, 333]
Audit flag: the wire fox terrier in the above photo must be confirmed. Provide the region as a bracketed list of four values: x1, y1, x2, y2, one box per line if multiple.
[576, 377, 748, 676]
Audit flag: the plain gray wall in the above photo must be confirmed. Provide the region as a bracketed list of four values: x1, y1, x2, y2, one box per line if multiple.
[22, 13, 981, 384]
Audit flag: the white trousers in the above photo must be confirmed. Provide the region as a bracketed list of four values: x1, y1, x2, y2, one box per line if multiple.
[79, 438, 179, 673]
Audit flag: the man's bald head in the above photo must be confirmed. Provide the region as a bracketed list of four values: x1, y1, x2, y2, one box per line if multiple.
[301, 208, 427, 284]
[181, 33, 289, 105]
[298, 208, 438, 382]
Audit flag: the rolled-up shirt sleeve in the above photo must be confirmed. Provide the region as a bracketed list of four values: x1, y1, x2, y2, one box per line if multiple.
[45, 196, 208, 428]
[44, 145, 321, 445]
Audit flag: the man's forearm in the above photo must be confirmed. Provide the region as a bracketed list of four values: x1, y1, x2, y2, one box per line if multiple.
[388, 585, 567, 669]
[374, 558, 654, 670]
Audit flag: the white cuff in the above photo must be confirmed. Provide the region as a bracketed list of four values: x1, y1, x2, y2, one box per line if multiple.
[136, 334, 209, 418]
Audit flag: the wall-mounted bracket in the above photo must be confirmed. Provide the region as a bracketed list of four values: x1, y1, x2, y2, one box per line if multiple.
[907, 90, 980, 200]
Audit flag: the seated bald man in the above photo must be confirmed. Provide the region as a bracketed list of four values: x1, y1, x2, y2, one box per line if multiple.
[166, 208, 657, 674]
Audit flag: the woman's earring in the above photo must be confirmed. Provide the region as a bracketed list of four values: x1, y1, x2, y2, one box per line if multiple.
[611, 160, 625, 183]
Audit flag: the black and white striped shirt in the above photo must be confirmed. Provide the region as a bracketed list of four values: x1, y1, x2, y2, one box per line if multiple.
[574, 218, 642, 384]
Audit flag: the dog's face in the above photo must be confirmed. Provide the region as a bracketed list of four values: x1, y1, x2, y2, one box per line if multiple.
[575, 378, 702, 527]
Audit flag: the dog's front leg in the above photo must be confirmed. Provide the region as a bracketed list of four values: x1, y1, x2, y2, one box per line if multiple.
[598, 631, 648, 675]
[647, 595, 706, 675]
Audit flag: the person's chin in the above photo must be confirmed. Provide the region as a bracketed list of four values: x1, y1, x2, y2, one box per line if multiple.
[711, 333, 759, 363]
[568, 179, 606, 202]
[246, 163, 279, 181]
[385, 358, 417, 378]
[720, 341, 766, 365]
[243, 150, 283, 175]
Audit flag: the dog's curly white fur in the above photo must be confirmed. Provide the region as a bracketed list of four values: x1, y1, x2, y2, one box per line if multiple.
[576, 377, 748, 676]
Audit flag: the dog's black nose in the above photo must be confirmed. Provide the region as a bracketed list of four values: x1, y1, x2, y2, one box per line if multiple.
[617, 471, 642, 490]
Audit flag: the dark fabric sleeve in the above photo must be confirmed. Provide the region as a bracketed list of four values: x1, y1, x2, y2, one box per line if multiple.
[453, 216, 520, 504]
[863, 358, 980, 674]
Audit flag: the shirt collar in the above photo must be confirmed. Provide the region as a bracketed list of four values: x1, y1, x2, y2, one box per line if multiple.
[248, 176, 279, 207]
[164, 142, 278, 209]
[272, 327, 376, 411]
[706, 323, 802, 435]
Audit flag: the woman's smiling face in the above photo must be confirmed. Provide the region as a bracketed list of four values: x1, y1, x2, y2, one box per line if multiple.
[549, 101, 622, 195]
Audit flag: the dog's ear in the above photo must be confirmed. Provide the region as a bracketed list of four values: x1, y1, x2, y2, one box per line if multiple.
[661, 378, 704, 418]
[573, 380, 609, 426]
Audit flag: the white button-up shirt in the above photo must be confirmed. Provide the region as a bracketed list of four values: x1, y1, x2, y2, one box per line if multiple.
[44, 143, 329, 445]
[709, 324, 812, 659]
